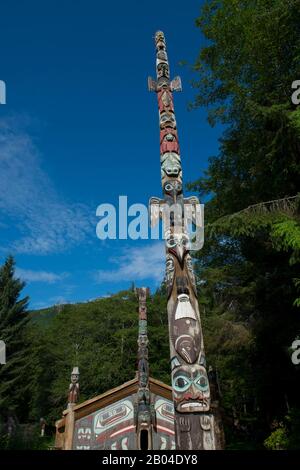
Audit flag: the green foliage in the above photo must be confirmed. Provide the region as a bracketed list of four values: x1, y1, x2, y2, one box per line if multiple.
[264, 408, 300, 450]
[23, 289, 169, 425]
[271, 218, 300, 265]
[190, 0, 300, 215]
[0, 424, 53, 450]
[189, 0, 300, 449]
[0, 258, 170, 448]
[0, 256, 30, 421]
[264, 425, 289, 450]
[1, 0, 300, 451]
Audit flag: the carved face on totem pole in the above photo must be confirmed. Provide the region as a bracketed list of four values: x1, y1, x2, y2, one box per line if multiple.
[157, 62, 169, 79]
[71, 373, 79, 384]
[163, 180, 182, 198]
[163, 181, 183, 224]
[68, 367, 80, 405]
[71, 367, 79, 384]
[157, 50, 168, 61]
[164, 131, 176, 141]
[159, 111, 177, 129]
[138, 287, 147, 302]
[137, 387, 150, 405]
[160, 140, 179, 155]
[172, 364, 210, 413]
[139, 304, 147, 320]
[158, 90, 173, 113]
[155, 31, 165, 50]
[161, 129, 176, 143]
[138, 333, 149, 348]
[161, 90, 172, 107]
[157, 77, 170, 89]
[160, 130, 179, 154]
[165, 229, 189, 263]
[137, 402, 152, 426]
[161, 152, 182, 180]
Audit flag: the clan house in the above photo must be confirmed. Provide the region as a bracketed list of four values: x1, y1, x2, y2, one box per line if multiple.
[55, 289, 176, 450]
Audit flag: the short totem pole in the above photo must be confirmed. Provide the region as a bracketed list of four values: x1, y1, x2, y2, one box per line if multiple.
[148, 31, 222, 450]
[68, 366, 80, 406]
[64, 366, 80, 449]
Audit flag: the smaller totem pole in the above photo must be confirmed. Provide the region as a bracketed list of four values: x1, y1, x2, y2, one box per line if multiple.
[68, 366, 80, 407]
[64, 366, 80, 449]
[135, 288, 156, 450]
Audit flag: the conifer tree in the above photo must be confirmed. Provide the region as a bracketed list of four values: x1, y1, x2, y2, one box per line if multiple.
[0, 256, 29, 424]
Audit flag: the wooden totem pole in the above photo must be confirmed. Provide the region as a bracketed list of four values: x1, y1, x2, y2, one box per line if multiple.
[149, 31, 222, 450]
[64, 366, 80, 450]
[68, 366, 80, 406]
[135, 288, 156, 450]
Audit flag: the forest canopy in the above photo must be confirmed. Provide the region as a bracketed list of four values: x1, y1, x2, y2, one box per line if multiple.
[187, 0, 300, 450]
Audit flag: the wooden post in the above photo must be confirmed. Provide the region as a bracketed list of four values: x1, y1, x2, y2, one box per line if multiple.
[64, 405, 75, 450]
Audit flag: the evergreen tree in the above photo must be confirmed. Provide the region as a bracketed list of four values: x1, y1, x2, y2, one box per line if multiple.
[0, 256, 30, 424]
[188, 0, 300, 448]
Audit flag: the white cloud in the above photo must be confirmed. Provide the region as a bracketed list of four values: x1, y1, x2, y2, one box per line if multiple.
[15, 267, 68, 284]
[30, 301, 50, 310]
[0, 117, 93, 254]
[94, 242, 165, 283]
[49, 295, 69, 305]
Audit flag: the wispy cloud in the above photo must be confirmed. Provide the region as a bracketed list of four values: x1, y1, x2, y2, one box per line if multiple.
[16, 267, 69, 284]
[94, 242, 165, 284]
[48, 295, 69, 305]
[30, 301, 51, 310]
[0, 116, 93, 255]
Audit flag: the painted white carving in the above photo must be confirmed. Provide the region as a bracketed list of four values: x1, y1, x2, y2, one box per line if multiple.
[175, 294, 196, 320]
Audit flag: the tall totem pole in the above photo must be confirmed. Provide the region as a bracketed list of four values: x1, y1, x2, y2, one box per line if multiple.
[148, 31, 221, 450]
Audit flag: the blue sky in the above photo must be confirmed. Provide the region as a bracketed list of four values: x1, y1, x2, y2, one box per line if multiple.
[0, 0, 222, 309]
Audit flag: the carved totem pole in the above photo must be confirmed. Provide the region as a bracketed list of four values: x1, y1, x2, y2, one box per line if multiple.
[148, 31, 221, 450]
[135, 288, 156, 450]
[64, 366, 80, 450]
[68, 366, 80, 406]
